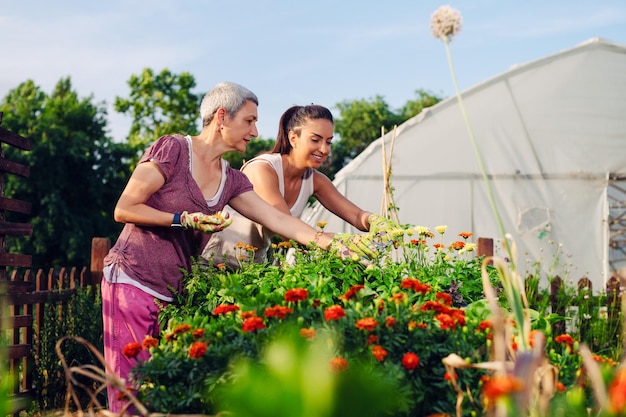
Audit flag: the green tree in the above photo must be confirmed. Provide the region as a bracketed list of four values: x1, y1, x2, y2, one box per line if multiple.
[114, 68, 201, 162]
[0, 78, 134, 269]
[322, 90, 442, 179]
[223, 137, 275, 170]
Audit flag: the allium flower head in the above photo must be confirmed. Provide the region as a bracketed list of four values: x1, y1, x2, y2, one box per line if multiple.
[430, 5, 462, 42]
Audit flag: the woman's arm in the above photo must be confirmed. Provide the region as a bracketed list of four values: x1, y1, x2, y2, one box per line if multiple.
[113, 161, 173, 227]
[229, 190, 332, 248]
[312, 171, 371, 232]
[241, 161, 292, 215]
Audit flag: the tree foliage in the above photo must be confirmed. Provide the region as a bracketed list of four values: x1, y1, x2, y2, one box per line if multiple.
[114, 68, 201, 163]
[321, 89, 442, 179]
[0, 78, 134, 269]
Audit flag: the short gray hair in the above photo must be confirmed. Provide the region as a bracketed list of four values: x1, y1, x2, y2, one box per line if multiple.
[200, 82, 259, 126]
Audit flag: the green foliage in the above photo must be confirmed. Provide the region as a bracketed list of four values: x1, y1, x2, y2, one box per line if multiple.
[114, 68, 201, 162]
[322, 89, 442, 179]
[33, 285, 104, 411]
[222, 137, 275, 170]
[0, 78, 134, 268]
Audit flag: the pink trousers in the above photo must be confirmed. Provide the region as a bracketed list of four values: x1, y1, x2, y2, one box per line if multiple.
[101, 279, 165, 413]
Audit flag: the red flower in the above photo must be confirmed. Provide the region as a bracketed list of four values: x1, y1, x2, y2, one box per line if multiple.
[435, 292, 453, 306]
[142, 336, 158, 350]
[285, 288, 309, 302]
[355, 317, 379, 331]
[324, 305, 346, 321]
[433, 243, 445, 250]
[435, 313, 456, 330]
[213, 304, 240, 315]
[189, 341, 208, 359]
[477, 320, 492, 331]
[242, 316, 266, 332]
[401, 352, 420, 370]
[385, 317, 397, 328]
[458, 232, 473, 239]
[264, 305, 294, 320]
[340, 284, 365, 301]
[556, 381, 566, 392]
[400, 278, 431, 294]
[444, 371, 457, 381]
[299, 327, 316, 341]
[555, 334, 575, 347]
[329, 357, 349, 373]
[122, 342, 142, 359]
[193, 328, 205, 339]
[371, 345, 388, 362]
[366, 334, 379, 345]
[390, 292, 408, 304]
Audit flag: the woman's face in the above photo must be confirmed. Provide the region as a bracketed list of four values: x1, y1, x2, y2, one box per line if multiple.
[222, 100, 259, 153]
[290, 118, 333, 169]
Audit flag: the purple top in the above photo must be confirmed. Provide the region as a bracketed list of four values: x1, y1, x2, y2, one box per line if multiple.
[103, 134, 253, 298]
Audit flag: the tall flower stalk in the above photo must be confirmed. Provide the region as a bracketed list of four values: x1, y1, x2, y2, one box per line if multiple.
[429, 6, 532, 374]
[429, 5, 514, 272]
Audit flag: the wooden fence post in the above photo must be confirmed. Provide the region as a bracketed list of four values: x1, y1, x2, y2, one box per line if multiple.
[90, 237, 110, 286]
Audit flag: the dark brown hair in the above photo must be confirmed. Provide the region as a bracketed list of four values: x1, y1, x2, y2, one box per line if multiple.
[272, 105, 334, 154]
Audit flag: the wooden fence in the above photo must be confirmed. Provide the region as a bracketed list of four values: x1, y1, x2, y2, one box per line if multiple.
[1, 237, 110, 413]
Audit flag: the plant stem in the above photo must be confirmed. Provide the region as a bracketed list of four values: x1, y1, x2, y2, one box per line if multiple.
[443, 37, 515, 272]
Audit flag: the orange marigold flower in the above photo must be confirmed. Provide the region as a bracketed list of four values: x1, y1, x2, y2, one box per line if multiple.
[390, 292, 408, 304]
[355, 317, 379, 331]
[436, 313, 456, 330]
[528, 330, 542, 348]
[401, 278, 432, 294]
[408, 320, 418, 331]
[164, 333, 176, 343]
[436, 292, 453, 306]
[421, 300, 451, 314]
[609, 368, 626, 413]
[116, 386, 133, 401]
[450, 241, 465, 250]
[216, 263, 226, 269]
[556, 382, 566, 392]
[340, 284, 365, 301]
[241, 310, 257, 319]
[213, 304, 240, 315]
[193, 328, 205, 339]
[554, 334, 575, 347]
[142, 336, 158, 350]
[189, 341, 208, 359]
[122, 342, 142, 358]
[299, 327, 316, 341]
[324, 305, 346, 321]
[385, 317, 397, 328]
[402, 352, 420, 370]
[433, 243, 445, 250]
[242, 316, 266, 333]
[477, 320, 492, 331]
[444, 371, 457, 381]
[418, 323, 428, 329]
[264, 305, 294, 320]
[329, 357, 349, 373]
[311, 298, 321, 308]
[483, 375, 523, 403]
[285, 288, 309, 302]
[173, 324, 192, 334]
[458, 232, 473, 239]
[372, 345, 388, 362]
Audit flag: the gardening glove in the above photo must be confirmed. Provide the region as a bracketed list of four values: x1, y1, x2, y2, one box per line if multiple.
[367, 214, 405, 248]
[329, 233, 378, 263]
[180, 211, 232, 234]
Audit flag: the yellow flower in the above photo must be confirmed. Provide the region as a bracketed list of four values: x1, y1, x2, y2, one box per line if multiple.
[435, 225, 448, 234]
[415, 226, 430, 236]
[465, 242, 476, 252]
[430, 5, 462, 42]
[316, 221, 328, 230]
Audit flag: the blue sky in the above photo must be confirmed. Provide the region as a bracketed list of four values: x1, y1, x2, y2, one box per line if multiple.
[2, 1, 626, 142]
